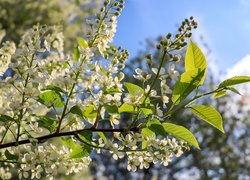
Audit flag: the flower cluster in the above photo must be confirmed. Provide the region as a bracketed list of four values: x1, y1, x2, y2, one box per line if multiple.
[106, 133, 190, 172]
[0, 143, 91, 180]
[86, 0, 125, 56]
[0, 0, 244, 179]
[0, 40, 15, 75]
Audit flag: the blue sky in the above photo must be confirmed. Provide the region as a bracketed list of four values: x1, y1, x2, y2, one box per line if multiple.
[114, 0, 250, 70]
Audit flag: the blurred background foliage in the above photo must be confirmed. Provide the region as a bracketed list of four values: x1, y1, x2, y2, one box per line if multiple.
[1, 0, 249, 179]
[0, 0, 101, 50]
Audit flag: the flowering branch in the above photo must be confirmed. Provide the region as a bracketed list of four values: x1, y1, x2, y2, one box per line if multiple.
[0, 127, 139, 149]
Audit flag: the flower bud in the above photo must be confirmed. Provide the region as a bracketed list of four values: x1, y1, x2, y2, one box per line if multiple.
[145, 53, 151, 60]
[173, 54, 181, 62]
[166, 33, 172, 39]
[156, 44, 161, 50]
[146, 60, 153, 67]
[104, 0, 110, 6]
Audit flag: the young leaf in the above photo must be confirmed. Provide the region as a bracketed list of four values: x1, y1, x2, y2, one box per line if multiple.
[147, 119, 166, 137]
[70, 145, 92, 159]
[185, 40, 207, 85]
[214, 90, 227, 98]
[172, 68, 205, 104]
[226, 87, 241, 96]
[78, 130, 93, 143]
[96, 132, 107, 144]
[162, 122, 200, 150]
[190, 105, 224, 133]
[62, 137, 77, 149]
[119, 103, 137, 113]
[83, 106, 97, 119]
[5, 150, 19, 161]
[38, 90, 64, 108]
[105, 105, 119, 114]
[77, 37, 88, 49]
[103, 87, 121, 95]
[141, 127, 154, 149]
[0, 114, 15, 123]
[70, 105, 83, 117]
[38, 116, 57, 133]
[218, 76, 250, 88]
[141, 108, 153, 117]
[46, 85, 66, 94]
[73, 45, 80, 61]
[124, 82, 144, 95]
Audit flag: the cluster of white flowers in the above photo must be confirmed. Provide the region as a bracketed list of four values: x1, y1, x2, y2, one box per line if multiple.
[0, 1, 200, 179]
[102, 133, 189, 172]
[0, 143, 91, 179]
[0, 40, 16, 75]
[86, 0, 124, 56]
[0, 167, 11, 180]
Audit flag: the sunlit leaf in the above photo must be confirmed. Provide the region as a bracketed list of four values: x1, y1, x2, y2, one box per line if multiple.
[119, 103, 137, 113]
[38, 90, 64, 108]
[218, 76, 250, 88]
[83, 106, 97, 119]
[162, 122, 200, 150]
[70, 145, 92, 159]
[141, 127, 154, 149]
[190, 105, 224, 133]
[172, 68, 205, 104]
[124, 82, 144, 95]
[185, 40, 207, 85]
[77, 37, 88, 49]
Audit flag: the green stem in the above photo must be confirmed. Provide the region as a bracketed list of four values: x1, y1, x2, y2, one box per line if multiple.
[56, 3, 114, 133]
[127, 51, 167, 130]
[165, 88, 224, 118]
[16, 54, 35, 143]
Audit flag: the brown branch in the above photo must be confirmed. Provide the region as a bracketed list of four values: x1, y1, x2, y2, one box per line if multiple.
[0, 127, 139, 149]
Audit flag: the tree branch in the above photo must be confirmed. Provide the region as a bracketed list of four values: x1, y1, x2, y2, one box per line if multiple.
[0, 127, 139, 149]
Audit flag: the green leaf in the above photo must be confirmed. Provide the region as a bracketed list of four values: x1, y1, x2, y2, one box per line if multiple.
[103, 88, 121, 95]
[226, 87, 241, 96]
[141, 127, 154, 149]
[62, 137, 77, 149]
[147, 119, 166, 138]
[46, 85, 66, 94]
[0, 114, 15, 123]
[29, 137, 38, 146]
[214, 90, 227, 98]
[78, 130, 92, 143]
[141, 108, 153, 117]
[105, 105, 119, 114]
[73, 45, 80, 61]
[4, 150, 19, 161]
[70, 105, 83, 117]
[38, 116, 57, 133]
[96, 132, 107, 144]
[190, 105, 224, 133]
[77, 37, 88, 49]
[162, 122, 200, 150]
[172, 69, 205, 104]
[82, 105, 97, 119]
[218, 76, 250, 88]
[119, 103, 137, 113]
[124, 82, 144, 95]
[70, 145, 92, 159]
[185, 40, 207, 85]
[38, 90, 64, 108]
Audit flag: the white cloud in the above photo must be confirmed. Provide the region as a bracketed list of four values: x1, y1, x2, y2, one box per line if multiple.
[225, 55, 250, 106]
[226, 54, 250, 77]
